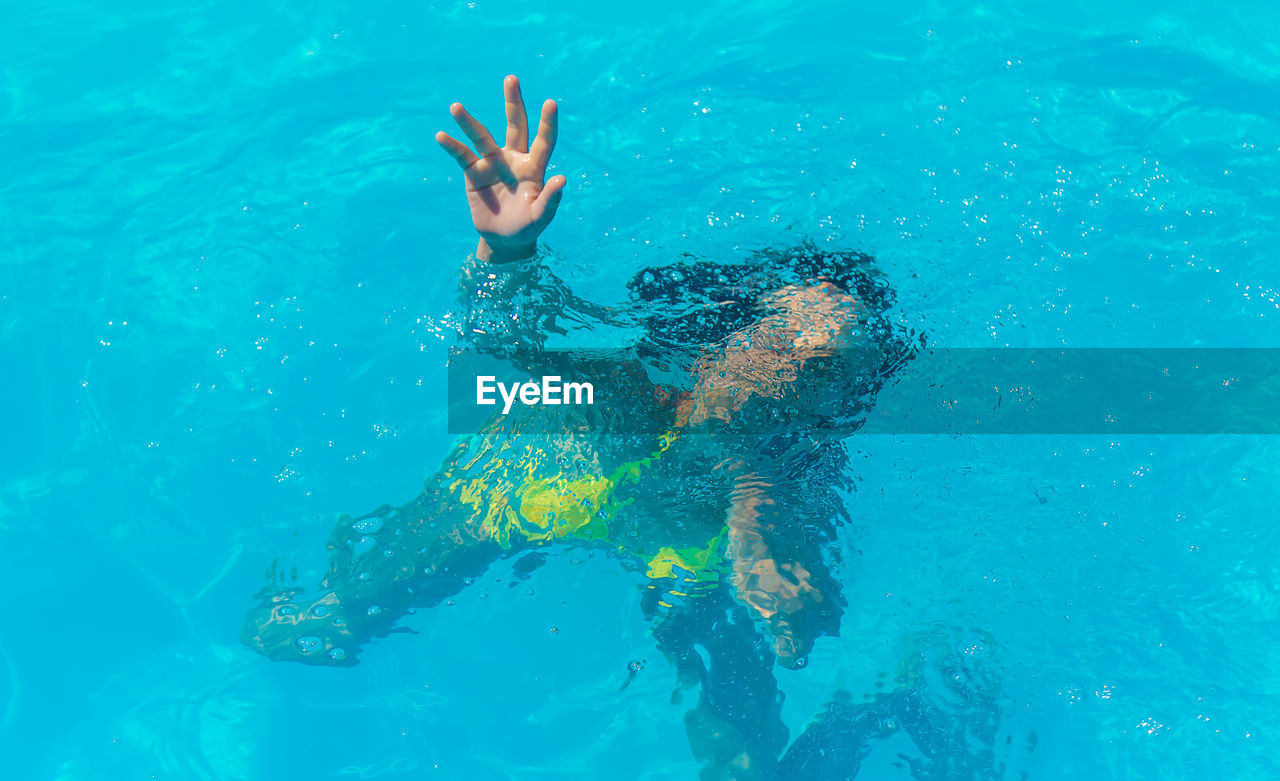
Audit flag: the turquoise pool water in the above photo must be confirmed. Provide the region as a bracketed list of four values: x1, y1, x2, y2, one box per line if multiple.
[5, 0, 1280, 778]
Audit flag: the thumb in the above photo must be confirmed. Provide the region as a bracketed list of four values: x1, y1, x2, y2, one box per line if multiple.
[531, 175, 567, 224]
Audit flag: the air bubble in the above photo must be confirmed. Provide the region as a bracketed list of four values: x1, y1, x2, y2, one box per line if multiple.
[367, 605, 383, 616]
[353, 517, 383, 533]
[277, 605, 299, 617]
[328, 647, 347, 662]
[352, 536, 377, 558]
[295, 636, 321, 654]
[310, 604, 331, 618]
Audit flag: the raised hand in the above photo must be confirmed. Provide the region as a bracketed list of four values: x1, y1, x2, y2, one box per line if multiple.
[435, 75, 568, 263]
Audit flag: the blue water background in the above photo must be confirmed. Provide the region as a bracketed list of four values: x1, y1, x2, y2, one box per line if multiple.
[4, 0, 1280, 777]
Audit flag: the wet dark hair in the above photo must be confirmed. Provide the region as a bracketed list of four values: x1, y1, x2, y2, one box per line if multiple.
[626, 242, 903, 351]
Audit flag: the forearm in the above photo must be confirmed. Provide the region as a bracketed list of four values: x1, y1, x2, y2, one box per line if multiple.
[725, 475, 779, 596]
[455, 241, 623, 363]
[454, 242, 554, 357]
[724, 473, 827, 667]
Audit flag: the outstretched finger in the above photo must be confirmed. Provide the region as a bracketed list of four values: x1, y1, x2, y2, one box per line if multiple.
[531, 174, 567, 225]
[450, 103, 501, 157]
[529, 99, 558, 171]
[435, 131, 479, 169]
[504, 75, 529, 152]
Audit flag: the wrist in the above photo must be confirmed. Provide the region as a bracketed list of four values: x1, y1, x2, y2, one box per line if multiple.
[477, 236, 538, 264]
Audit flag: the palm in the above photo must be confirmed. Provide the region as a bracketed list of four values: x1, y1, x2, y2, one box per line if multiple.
[436, 76, 567, 256]
[462, 150, 549, 241]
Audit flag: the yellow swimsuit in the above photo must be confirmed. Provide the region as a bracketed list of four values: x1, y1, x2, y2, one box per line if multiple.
[451, 428, 727, 602]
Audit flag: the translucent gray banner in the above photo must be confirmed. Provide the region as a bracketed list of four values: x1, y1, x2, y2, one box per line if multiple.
[446, 348, 1280, 435]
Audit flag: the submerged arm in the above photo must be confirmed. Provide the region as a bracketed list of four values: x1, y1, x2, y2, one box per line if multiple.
[725, 472, 833, 669]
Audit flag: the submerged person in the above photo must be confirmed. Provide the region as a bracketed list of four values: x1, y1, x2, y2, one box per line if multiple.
[242, 76, 920, 779]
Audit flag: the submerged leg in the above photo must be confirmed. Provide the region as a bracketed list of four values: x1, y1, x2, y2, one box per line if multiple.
[774, 631, 1012, 780]
[771, 694, 903, 781]
[649, 588, 789, 781]
[241, 493, 510, 666]
[242, 423, 648, 666]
